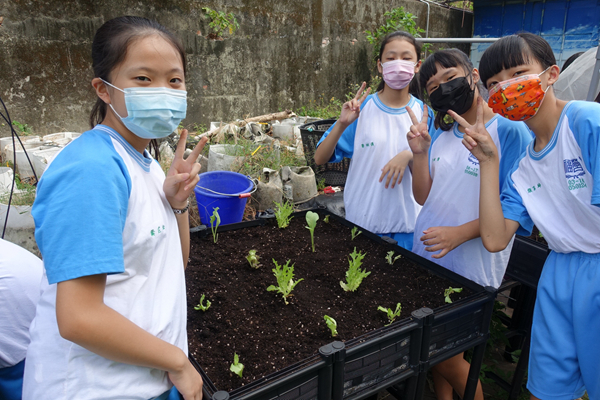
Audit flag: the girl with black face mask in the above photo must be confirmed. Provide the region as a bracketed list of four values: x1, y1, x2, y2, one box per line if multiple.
[405, 49, 532, 400]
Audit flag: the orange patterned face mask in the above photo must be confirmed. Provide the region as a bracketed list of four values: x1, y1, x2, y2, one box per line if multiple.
[487, 68, 550, 121]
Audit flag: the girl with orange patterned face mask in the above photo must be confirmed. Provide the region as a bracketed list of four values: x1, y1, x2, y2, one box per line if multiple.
[461, 32, 600, 400]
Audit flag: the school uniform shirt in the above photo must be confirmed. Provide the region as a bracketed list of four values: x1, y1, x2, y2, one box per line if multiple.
[317, 93, 433, 235]
[501, 101, 600, 253]
[23, 125, 187, 400]
[0, 239, 43, 368]
[412, 115, 532, 288]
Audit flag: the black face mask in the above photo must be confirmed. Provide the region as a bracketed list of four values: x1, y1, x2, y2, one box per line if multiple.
[429, 77, 475, 115]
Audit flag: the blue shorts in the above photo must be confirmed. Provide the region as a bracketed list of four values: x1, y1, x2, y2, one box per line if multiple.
[527, 251, 600, 400]
[0, 359, 25, 400]
[379, 232, 414, 251]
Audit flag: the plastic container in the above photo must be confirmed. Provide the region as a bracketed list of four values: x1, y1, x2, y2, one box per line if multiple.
[299, 119, 350, 186]
[194, 171, 254, 225]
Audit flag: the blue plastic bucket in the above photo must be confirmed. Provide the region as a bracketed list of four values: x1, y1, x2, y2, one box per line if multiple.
[194, 171, 254, 226]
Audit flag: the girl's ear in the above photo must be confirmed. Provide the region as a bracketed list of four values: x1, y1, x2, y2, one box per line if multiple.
[547, 65, 561, 86]
[472, 68, 481, 84]
[415, 59, 422, 74]
[377, 59, 383, 75]
[91, 78, 111, 105]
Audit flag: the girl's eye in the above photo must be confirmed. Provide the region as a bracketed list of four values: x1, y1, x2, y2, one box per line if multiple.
[447, 75, 456, 82]
[514, 70, 526, 77]
[135, 76, 150, 82]
[170, 77, 183, 84]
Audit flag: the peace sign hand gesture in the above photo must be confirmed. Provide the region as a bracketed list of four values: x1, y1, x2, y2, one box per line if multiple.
[338, 82, 371, 127]
[406, 104, 431, 155]
[448, 97, 498, 164]
[163, 129, 209, 209]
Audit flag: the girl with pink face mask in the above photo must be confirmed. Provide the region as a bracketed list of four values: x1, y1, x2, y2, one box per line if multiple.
[314, 31, 433, 250]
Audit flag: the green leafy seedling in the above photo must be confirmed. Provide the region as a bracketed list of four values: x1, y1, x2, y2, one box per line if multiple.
[323, 214, 330, 223]
[324, 315, 338, 337]
[444, 287, 463, 304]
[340, 248, 370, 292]
[317, 178, 326, 191]
[194, 294, 211, 311]
[385, 251, 402, 265]
[210, 207, 221, 243]
[378, 303, 402, 325]
[230, 353, 244, 378]
[351, 226, 362, 240]
[274, 201, 294, 229]
[305, 211, 319, 252]
[246, 249, 261, 269]
[267, 259, 304, 305]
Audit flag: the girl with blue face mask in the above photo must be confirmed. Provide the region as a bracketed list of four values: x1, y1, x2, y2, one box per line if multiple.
[23, 16, 205, 400]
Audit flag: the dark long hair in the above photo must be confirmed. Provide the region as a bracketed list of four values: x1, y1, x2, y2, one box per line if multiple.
[479, 32, 556, 89]
[419, 49, 485, 130]
[376, 31, 422, 100]
[89, 16, 187, 159]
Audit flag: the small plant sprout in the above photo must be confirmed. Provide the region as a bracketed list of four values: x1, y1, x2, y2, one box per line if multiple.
[230, 353, 244, 378]
[444, 287, 463, 304]
[340, 248, 370, 292]
[323, 214, 330, 223]
[378, 303, 402, 326]
[385, 251, 402, 265]
[351, 226, 362, 240]
[274, 201, 294, 229]
[267, 259, 304, 305]
[324, 315, 338, 337]
[246, 249, 261, 269]
[210, 207, 221, 243]
[305, 211, 319, 252]
[194, 294, 211, 311]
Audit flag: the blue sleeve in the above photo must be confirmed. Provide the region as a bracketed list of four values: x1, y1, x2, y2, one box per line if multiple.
[567, 101, 600, 206]
[32, 131, 131, 284]
[316, 95, 374, 163]
[497, 119, 533, 189]
[500, 160, 534, 236]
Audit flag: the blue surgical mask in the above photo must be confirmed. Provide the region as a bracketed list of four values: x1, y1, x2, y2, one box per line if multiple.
[101, 79, 187, 139]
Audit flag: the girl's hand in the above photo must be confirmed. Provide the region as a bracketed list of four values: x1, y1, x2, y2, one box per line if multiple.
[338, 82, 371, 127]
[406, 105, 431, 155]
[168, 359, 204, 400]
[163, 129, 209, 209]
[448, 97, 498, 164]
[379, 150, 412, 189]
[420, 226, 462, 259]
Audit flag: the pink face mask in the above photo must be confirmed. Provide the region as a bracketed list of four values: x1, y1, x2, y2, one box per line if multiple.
[382, 59, 416, 90]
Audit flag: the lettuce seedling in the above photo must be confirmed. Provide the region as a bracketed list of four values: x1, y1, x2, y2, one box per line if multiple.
[305, 211, 319, 252]
[230, 353, 244, 378]
[267, 259, 304, 305]
[351, 226, 362, 240]
[323, 214, 330, 223]
[324, 315, 338, 337]
[194, 294, 211, 311]
[246, 249, 261, 269]
[210, 207, 221, 243]
[378, 303, 402, 325]
[274, 201, 294, 228]
[340, 248, 370, 292]
[385, 251, 402, 265]
[444, 287, 463, 303]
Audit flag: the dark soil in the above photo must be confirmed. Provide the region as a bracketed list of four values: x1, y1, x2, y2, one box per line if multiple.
[186, 215, 471, 392]
[527, 226, 548, 247]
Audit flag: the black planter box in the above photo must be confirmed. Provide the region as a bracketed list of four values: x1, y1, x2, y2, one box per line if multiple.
[189, 210, 496, 400]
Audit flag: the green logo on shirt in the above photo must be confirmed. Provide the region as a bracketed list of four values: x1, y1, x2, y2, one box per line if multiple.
[361, 142, 375, 148]
[526, 183, 542, 193]
[464, 165, 478, 177]
[151, 225, 166, 237]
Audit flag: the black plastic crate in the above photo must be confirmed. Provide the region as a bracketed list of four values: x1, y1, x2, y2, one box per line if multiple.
[505, 235, 549, 289]
[299, 119, 350, 186]
[188, 210, 495, 400]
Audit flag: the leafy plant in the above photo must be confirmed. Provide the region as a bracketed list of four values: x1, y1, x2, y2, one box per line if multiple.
[385, 251, 402, 265]
[210, 207, 221, 243]
[305, 211, 319, 252]
[12, 120, 32, 135]
[444, 287, 463, 303]
[323, 214, 330, 223]
[317, 178, 326, 191]
[340, 248, 370, 292]
[378, 303, 402, 325]
[230, 353, 244, 378]
[324, 315, 338, 337]
[350, 226, 362, 240]
[364, 7, 430, 60]
[295, 94, 344, 119]
[202, 7, 240, 39]
[274, 201, 294, 229]
[246, 249, 261, 269]
[267, 259, 304, 305]
[194, 294, 211, 311]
